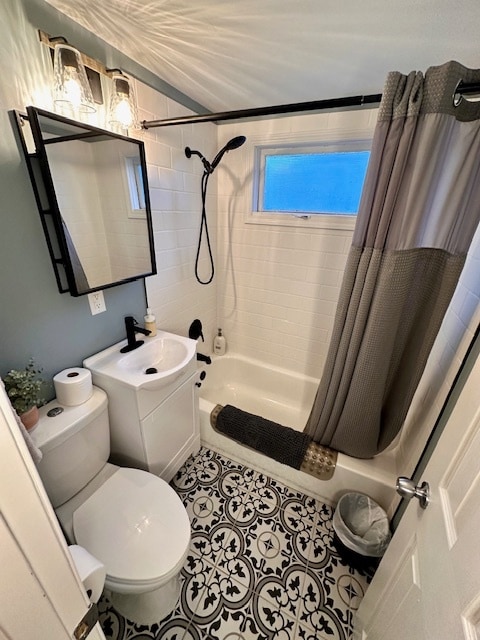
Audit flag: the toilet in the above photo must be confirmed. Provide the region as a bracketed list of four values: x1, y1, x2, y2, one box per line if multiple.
[32, 386, 191, 624]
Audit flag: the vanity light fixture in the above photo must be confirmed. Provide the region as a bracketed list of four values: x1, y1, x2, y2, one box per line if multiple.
[108, 72, 138, 131]
[40, 31, 138, 132]
[53, 42, 96, 114]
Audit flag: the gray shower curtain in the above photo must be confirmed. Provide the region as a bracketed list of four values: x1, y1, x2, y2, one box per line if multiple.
[305, 61, 480, 459]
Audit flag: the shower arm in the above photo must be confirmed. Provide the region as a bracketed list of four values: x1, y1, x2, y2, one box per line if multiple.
[184, 147, 212, 173]
[185, 137, 246, 175]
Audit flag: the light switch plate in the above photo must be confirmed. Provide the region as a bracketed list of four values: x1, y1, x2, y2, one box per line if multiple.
[88, 291, 106, 315]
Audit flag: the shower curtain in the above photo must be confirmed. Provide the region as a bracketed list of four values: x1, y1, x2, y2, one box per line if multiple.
[305, 61, 480, 459]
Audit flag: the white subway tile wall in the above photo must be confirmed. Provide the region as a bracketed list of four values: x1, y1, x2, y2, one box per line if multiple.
[136, 82, 218, 349]
[46, 142, 112, 287]
[215, 109, 377, 378]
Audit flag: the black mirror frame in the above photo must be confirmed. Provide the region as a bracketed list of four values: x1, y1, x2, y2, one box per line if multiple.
[11, 106, 157, 297]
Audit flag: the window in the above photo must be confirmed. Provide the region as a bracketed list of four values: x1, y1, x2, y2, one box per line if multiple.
[250, 139, 371, 230]
[262, 149, 369, 214]
[125, 156, 146, 218]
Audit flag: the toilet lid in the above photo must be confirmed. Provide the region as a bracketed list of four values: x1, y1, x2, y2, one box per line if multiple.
[73, 468, 190, 585]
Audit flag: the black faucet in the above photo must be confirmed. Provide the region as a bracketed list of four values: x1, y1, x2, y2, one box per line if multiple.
[120, 316, 151, 353]
[197, 352, 211, 365]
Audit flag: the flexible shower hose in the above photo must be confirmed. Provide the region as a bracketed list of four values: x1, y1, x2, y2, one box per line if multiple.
[195, 170, 214, 285]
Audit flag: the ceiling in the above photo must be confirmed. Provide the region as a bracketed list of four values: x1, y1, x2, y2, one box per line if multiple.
[45, 0, 480, 113]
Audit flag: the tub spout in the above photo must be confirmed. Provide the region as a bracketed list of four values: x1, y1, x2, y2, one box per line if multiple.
[197, 353, 211, 365]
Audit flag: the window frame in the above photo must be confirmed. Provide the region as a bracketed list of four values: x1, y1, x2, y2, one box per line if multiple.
[124, 155, 147, 219]
[245, 129, 373, 231]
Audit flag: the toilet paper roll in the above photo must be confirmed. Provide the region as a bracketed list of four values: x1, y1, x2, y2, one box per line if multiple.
[53, 368, 93, 406]
[68, 544, 106, 604]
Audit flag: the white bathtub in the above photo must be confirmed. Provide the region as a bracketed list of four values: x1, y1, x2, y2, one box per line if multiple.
[199, 354, 397, 512]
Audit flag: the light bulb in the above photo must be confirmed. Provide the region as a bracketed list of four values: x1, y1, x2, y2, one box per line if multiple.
[62, 67, 82, 109]
[53, 43, 95, 114]
[113, 96, 133, 127]
[108, 74, 138, 131]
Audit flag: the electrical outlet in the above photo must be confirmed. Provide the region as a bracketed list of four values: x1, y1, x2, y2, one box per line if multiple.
[88, 291, 106, 315]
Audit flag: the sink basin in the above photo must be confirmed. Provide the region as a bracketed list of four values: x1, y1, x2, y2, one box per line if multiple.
[83, 331, 197, 390]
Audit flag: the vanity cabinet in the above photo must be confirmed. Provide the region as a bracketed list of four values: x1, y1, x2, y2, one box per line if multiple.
[140, 373, 200, 479]
[89, 358, 200, 482]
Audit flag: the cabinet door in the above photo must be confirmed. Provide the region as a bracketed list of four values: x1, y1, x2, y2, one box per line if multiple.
[141, 377, 199, 481]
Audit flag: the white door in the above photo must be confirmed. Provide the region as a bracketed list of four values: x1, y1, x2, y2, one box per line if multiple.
[355, 346, 480, 640]
[0, 387, 106, 640]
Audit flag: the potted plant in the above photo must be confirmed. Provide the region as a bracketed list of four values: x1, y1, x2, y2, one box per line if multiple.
[3, 359, 46, 431]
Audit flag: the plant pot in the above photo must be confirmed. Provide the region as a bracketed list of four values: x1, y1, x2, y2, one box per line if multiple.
[20, 406, 39, 431]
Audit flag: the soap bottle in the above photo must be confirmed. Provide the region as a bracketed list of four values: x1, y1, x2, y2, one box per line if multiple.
[213, 328, 226, 355]
[144, 308, 157, 337]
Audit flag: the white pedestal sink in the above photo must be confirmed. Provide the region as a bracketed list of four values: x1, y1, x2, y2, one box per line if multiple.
[84, 331, 201, 481]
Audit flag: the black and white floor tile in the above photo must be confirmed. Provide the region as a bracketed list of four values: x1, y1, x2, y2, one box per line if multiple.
[98, 447, 374, 640]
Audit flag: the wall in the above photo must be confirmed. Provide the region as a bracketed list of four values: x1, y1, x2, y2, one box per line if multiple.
[138, 83, 218, 352]
[41, 133, 157, 290]
[215, 109, 377, 377]
[47, 141, 112, 287]
[95, 139, 152, 282]
[0, 0, 164, 395]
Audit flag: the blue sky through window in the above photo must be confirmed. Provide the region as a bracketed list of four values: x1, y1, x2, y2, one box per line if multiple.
[263, 150, 370, 214]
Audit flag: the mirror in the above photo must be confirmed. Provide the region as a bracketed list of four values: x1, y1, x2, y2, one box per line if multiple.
[13, 107, 156, 296]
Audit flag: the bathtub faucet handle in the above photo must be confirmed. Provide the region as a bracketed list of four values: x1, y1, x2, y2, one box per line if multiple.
[189, 319, 204, 342]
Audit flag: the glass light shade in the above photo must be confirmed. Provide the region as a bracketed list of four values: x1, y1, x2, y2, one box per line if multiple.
[108, 74, 138, 131]
[53, 44, 95, 113]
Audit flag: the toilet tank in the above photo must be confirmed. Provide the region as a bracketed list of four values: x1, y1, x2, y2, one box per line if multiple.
[32, 387, 110, 508]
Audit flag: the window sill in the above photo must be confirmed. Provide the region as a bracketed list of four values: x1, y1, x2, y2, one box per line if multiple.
[128, 208, 147, 220]
[245, 211, 356, 231]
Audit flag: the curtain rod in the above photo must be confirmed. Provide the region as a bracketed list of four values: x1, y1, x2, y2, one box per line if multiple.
[141, 80, 480, 129]
[141, 94, 382, 129]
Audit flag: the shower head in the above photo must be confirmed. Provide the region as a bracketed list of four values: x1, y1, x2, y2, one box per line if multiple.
[211, 136, 246, 171]
[184, 135, 246, 174]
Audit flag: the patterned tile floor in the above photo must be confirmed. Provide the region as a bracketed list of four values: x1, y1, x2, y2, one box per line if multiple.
[98, 447, 374, 640]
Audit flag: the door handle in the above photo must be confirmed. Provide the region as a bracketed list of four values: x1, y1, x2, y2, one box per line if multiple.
[396, 477, 430, 509]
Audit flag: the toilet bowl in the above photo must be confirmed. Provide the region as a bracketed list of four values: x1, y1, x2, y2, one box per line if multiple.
[73, 467, 190, 622]
[32, 387, 191, 624]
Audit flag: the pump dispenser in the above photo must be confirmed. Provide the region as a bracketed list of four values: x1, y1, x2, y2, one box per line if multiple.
[213, 328, 226, 356]
[144, 308, 157, 337]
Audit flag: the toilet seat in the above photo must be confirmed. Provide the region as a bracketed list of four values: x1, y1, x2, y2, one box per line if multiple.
[73, 468, 190, 587]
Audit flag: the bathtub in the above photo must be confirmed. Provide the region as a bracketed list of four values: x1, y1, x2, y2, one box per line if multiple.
[198, 354, 397, 512]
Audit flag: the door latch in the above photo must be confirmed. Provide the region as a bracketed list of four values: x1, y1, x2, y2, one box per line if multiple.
[396, 477, 430, 509]
[74, 603, 99, 639]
